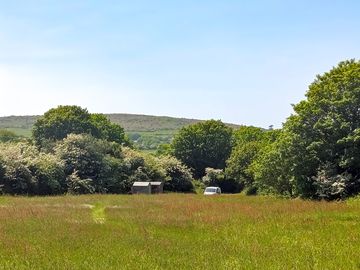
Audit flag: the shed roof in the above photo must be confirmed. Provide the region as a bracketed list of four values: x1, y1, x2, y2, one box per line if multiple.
[133, 182, 151, 187]
[150, 182, 163, 186]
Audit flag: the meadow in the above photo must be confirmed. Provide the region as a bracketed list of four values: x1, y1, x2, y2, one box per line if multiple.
[0, 194, 359, 269]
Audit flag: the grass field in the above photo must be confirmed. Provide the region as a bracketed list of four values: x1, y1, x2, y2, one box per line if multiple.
[3, 128, 32, 137]
[0, 194, 359, 269]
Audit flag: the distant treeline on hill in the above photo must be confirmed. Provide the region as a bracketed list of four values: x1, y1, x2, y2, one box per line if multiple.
[0, 114, 240, 150]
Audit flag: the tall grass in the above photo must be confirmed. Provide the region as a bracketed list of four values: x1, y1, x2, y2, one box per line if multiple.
[0, 194, 359, 269]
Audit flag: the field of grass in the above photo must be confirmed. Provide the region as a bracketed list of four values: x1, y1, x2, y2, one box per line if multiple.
[0, 194, 359, 269]
[3, 128, 32, 137]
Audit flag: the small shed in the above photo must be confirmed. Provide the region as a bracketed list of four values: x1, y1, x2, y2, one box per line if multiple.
[150, 182, 164, 194]
[131, 182, 151, 194]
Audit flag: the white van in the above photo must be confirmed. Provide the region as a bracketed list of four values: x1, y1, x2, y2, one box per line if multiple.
[204, 186, 221, 195]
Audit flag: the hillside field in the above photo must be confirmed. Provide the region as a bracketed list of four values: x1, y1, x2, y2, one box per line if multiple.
[0, 194, 359, 269]
[0, 114, 239, 150]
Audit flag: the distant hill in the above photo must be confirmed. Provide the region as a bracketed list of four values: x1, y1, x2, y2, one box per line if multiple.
[0, 114, 240, 150]
[106, 114, 202, 132]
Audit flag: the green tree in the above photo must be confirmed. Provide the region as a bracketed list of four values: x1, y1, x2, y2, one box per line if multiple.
[226, 127, 280, 191]
[172, 120, 233, 178]
[33, 106, 94, 147]
[252, 132, 295, 196]
[155, 144, 173, 156]
[29, 153, 66, 195]
[159, 156, 194, 192]
[255, 59, 360, 199]
[55, 134, 113, 193]
[90, 113, 129, 145]
[232, 126, 265, 147]
[33, 105, 127, 148]
[0, 143, 39, 194]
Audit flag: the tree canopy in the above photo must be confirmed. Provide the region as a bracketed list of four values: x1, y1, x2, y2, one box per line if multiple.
[255, 59, 360, 199]
[172, 120, 233, 178]
[33, 106, 127, 148]
[226, 127, 280, 191]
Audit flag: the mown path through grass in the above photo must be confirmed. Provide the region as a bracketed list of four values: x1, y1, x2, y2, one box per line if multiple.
[91, 203, 106, 224]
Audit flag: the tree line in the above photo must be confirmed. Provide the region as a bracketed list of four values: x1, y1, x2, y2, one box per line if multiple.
[0, 106, 194, 195]
[0, 59, 359, 199]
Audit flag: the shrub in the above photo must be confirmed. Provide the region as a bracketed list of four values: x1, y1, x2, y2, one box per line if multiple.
[101, 156, 130, 194]
[55, 134, 111, 192]
[313, 164, 360, 200]
[29, 153, 66, 195]
[66, 171, 95, 195]
[245, 185, 258, 196]
[0, 143, 39, 194]
[122, 147, 166, 181]
[158, 156, 194, 192]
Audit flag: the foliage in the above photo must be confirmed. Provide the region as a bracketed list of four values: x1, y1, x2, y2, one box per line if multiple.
[55, 134, 105, 178]
[226, 127, 280, 190]
[0, 142, 66, 195]
[123, 147, 166, 182]
[55, 134, 121, 193]
[66, 171, 95, 195]
[252, 134, 295, 196]
[0, 143, 39, 194]
[33, 106, 94, 147]
[28, 152, 66, 195]
[33, 105, 127, 148]
[255, 59, 360, 199]
[313, 163, 360, 200]
[0, 137, 192, 195]
[158, 156, 194, 192]
[192, 179, 206, 194]
[101, 147, 167, 194]
[155, 143, 173, 156]
[172, 120, 233, 178]
[232, 126, 265, 147]
[202, 167, 242, 193]
[90, 113, 130, 146]
[244, 185, 258, 196]
[100, 156, 131, 194]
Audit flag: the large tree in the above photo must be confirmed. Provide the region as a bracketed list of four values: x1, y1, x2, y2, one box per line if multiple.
[33, 105, 127, 148]
[226, 127, 280, 190]
[172, 120, 233, 178]
[255, 59, 360, 199]
[90, 113, 128, 145]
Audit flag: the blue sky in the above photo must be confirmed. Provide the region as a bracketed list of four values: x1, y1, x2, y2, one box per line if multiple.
[0, 1, 359, 127]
